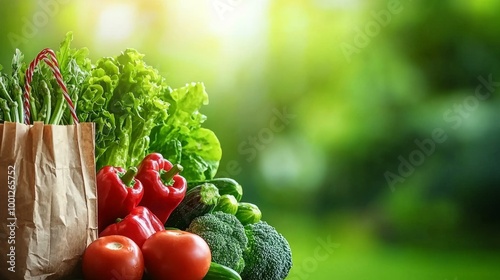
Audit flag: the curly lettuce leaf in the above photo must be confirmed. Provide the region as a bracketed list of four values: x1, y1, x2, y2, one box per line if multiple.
[149, 82, 222, 181]
[78, 49, 170, 169]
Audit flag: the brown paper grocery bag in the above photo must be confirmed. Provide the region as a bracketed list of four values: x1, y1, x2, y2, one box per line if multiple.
[0, 121, 98, 279]
[0, 48, 97, 279]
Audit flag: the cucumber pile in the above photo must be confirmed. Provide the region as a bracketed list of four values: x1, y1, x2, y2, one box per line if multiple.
[166, 178, 262, 231]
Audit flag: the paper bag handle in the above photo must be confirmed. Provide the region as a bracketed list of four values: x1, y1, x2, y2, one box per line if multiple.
[23, 48, 79, 125]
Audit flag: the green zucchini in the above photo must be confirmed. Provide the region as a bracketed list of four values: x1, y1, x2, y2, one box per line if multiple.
[235, 202, 262, 225]
[165, 183, 220, 230]
[203, 262, 242, 280]
[188, 178, 243, 202]
[213, 194, 239, 215]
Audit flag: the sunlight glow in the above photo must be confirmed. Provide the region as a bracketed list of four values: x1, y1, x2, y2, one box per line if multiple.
[96, 4, 136, 42]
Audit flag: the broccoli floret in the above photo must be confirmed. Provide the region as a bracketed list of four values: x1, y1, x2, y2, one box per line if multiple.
[186, 211, 248, 273]
[241, 221, 292, 280]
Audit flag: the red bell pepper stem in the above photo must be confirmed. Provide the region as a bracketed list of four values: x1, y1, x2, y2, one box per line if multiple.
[161, 164, 183, 184]
[120, 167, 138, 187]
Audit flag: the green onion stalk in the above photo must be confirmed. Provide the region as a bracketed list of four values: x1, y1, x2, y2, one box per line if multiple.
[10, 102, 19, 123]
[0, 99, 11, 122]
[41, 80, 51, 124]
[0, 76, 19, 122]
[12, 81, 24, 123]
[49, 89, 65, 125]
[36, 81, 51, 123]
[29, 95, 38, 123]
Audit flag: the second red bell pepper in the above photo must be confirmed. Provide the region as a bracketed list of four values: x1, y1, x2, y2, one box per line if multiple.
[96, 166, 144, 232]
[99, 206, 164, 248]
[136, 153, 187, 224]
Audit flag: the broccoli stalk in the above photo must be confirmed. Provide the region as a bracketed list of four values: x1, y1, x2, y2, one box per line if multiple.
[186, 211, 248, 273]
[241, 221, 293, 280]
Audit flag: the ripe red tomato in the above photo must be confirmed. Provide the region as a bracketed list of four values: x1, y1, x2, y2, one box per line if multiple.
[82, 235, 144, 280]
[141, 230, 211, 280]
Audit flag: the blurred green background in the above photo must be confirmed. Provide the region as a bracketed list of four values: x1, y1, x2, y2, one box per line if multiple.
[1, 0, 500, 279]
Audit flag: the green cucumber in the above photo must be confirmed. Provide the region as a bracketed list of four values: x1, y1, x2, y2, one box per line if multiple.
[188, 178, 243, 201]
[213, 194, 239, 215]
[165, 183, 220, 230]
[203, 262, 242, 280]
[235, 202, 262, 225]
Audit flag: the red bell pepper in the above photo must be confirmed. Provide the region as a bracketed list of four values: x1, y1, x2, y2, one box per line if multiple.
[96, 166, 144, 232]
[136, 153, 187, 224]
[99, 206, 164, 248]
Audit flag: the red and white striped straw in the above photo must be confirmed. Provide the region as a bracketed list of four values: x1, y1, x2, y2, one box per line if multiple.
[23, 48, 78, 124]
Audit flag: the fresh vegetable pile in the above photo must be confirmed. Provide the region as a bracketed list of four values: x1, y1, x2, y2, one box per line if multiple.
[0, 33, 292, 280]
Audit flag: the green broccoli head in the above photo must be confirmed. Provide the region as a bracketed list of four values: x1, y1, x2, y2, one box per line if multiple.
[186, 211, 248, 273]
[241, 221, 293, 280]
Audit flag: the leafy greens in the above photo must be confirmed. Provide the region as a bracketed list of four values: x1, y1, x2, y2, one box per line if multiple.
[0, 32, 222, 182]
